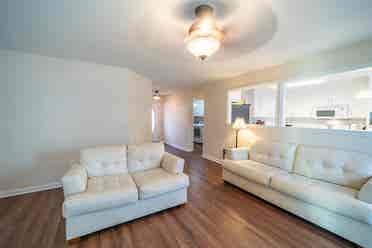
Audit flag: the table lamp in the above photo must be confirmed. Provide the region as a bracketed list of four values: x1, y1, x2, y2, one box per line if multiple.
[232, 117, 246, 148]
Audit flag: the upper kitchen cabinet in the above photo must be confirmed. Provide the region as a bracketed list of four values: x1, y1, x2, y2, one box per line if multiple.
[227, 85, 277, 126]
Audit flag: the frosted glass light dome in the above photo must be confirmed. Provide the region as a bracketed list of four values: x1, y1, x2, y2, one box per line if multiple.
[186, 36, 221, 60]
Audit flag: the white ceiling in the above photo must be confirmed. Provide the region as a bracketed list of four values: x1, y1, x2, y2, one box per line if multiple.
[1, 0, 372, 88]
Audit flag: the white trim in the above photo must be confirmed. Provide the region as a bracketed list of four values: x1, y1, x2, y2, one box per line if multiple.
[202, 153, 222, 165]
[276, 83, 286, 127]
[0, 181, 62, 199]
[165, 143, 193, 152]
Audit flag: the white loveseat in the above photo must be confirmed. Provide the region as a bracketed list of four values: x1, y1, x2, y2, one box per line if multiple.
[222, 141, 372, 247]
[61, 142, 189, 240]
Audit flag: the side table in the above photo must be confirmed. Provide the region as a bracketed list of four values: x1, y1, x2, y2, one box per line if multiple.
[222, 147, 249, 160]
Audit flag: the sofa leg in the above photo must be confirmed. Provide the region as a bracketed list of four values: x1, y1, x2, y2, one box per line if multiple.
[175, 202, 187, 209]
[67, 237, 80, 245]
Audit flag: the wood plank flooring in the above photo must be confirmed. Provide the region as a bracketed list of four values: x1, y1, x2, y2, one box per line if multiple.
[0, 144, 360, 248]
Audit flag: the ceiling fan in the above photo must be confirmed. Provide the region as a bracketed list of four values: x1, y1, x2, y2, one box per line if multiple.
[182, 1, 277, 61]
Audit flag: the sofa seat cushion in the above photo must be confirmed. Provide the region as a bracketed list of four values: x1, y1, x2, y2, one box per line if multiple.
[132, 168, 189, 200]
[223, 159, 288, 186]
[271, 173, 372, 225]
[63, 174, 138, 218]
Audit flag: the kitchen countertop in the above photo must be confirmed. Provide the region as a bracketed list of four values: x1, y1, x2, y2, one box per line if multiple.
[193, 123, 204, 127]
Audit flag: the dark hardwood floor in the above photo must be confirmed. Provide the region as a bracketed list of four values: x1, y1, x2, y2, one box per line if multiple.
[0, 145, 360, 248]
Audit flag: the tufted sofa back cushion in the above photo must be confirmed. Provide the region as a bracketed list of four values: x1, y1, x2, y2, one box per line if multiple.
[127, 142, 165, 173]
[249, 141, 297, 172]
[80, 146, 128, 177]
[294, 145, 372, 189]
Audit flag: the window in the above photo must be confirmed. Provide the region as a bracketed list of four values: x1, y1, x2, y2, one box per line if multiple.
[227, 84, 277, 126]
[284, 71, 372, 131]
[227, 68, 372, 132]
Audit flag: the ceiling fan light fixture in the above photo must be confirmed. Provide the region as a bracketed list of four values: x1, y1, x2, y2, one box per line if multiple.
[153, 90, 161, 100]
[185, 4, 223, 60]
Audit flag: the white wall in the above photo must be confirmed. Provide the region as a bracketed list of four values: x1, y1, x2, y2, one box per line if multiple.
[163, 90, 193, 152]
[197, 39, 372, 160]
[0, 50, 152, 192]
[239, 126, 372, 155]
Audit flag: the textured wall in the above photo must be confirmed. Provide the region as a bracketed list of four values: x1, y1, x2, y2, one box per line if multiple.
[163, 89, 194, 152]
[0, 50, 152, 191]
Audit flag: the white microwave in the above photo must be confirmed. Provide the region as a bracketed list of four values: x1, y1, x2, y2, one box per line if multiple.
[314, 104, 351, 119]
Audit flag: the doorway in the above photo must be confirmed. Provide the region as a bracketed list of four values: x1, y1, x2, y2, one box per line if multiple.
[193, 99, 204, 154]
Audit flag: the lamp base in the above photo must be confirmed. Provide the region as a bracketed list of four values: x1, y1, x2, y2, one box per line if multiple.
[235, 129, 239, 148]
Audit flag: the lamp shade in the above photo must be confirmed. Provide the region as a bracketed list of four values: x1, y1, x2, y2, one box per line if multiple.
[232, 117, 246, 130]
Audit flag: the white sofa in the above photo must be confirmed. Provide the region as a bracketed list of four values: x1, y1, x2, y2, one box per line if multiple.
[222, 141, 372, 248]
[61, 142, 189, 240]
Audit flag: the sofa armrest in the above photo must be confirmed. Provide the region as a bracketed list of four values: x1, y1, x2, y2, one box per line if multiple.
[224, 147, 249, 160]
[358, 178, 372, 204]
[161, 152, 185, 174]
[61, 162, 88, 197]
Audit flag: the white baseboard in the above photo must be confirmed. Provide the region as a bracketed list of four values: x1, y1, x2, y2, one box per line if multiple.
[202, 153, 222, 165]
[165, 143, 193, 152]
[0, 181, 62, 199]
